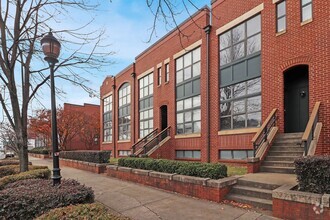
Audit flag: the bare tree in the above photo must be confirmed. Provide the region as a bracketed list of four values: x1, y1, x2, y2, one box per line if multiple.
[0, 123, 19, 155]
[0, 0, 113, 172]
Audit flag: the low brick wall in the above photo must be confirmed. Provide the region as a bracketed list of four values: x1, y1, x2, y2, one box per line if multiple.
[106, 165, 237, 203]
[29, 153, 50, 159]
[273, 185, 330, 220]
[60, 158, 107, 174]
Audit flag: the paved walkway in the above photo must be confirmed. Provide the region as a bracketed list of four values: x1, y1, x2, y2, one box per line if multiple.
[30, 157, 280, 220]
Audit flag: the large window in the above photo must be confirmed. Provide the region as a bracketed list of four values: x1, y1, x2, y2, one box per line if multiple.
[103, 95, 112, 142]
[176, 47, 201, 134]
[220, 15, 261, 66]
[219, 15, 262, 130]
[301, 0, 312, 22]
[220, 78, 261, 129]
[276, 1, 286, 32]
[139, 73, 154, 138]
[118, 83, 131, 140]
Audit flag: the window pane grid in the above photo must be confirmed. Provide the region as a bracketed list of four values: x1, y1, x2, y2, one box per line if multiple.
[176, 150, 201, 159]
[119, 84, 131, 140]
[220, 78, 261, 130]
[103, 95, 113, 142]
[276, 1, 286, 32]
[219, 150, 253, 160]
[176, 95, 201, 134]
[220, 15, 261, 66]
[139, 74, 154, 138]
[301, 0, 312, 22]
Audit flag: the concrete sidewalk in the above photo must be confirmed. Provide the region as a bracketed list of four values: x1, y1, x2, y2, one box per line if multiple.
[30, 157, 280, 220]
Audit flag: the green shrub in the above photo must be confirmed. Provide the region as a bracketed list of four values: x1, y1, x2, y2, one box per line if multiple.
[294, 156, 330, 194]
[118, 158, 227, 179]
[0, 159, 32, 167]
[0, 165, 48, 178]
[0, 168, 50, 189]
[29, 147, 49, 155]
[60, 150, 111, 163]
[0, 179, 94, 219]
[37, 203, 130, 220]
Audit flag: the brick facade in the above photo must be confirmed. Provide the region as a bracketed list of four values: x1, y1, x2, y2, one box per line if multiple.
[100, 0, 329, 163]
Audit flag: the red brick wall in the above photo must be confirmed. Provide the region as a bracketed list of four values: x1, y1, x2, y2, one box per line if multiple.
[273, 198, 330, 220]
[63, 103, 100, 151]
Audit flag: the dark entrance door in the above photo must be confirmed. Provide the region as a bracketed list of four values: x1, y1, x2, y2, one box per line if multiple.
[284, 65, 309, 133]
[160, 105, 168, 131]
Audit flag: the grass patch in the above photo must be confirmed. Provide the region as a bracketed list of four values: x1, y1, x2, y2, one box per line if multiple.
[227, 165, 247, 176]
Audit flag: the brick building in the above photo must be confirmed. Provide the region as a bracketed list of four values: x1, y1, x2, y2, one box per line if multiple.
[100, 0, 329, 170]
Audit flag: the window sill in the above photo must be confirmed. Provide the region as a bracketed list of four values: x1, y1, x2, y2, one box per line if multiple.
[165, 81, 169, 85]
[301, 18, 313, 26]
[276, 30, 286, 36]
[175, 133, 201, 139]
[102, 141, 112, 144]
[175, 158, 201, 161]
[218, 128, 259, 136]
[117, 140, 131, 143]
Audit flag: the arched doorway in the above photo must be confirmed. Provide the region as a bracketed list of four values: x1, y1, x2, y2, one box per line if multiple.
[284, 65, 309, 133]
[160, 105, 168, 131]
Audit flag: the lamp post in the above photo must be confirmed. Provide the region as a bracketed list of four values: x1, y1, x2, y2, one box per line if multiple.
[41, 31, 61, 186]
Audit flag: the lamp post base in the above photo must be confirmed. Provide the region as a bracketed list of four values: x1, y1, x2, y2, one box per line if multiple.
[52, 167, 61, 186]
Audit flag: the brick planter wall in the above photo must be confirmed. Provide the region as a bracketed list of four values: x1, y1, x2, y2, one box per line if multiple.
[273, 185, 330, 220]
[106, 165, 237, 203]
[60, 158, 107, 174]
[29, 153, 50, 159]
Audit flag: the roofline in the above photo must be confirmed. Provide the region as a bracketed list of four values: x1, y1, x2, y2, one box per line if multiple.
[135, 5, 210, 60]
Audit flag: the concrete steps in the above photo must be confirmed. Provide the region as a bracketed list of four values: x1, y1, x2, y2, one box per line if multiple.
[226, 179, 277, 210]
[260, 132, 303, 174]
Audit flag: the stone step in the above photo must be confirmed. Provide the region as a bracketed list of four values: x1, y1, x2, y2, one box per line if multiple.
[271, 146, 304, 152]
[260, 166, 295, 174]
[276, 132, 303, 139]
[265, 156, 297, 161]
[226, 194, 272, 210]
[231, 185, 273, 200]
[237, 179, 279, 190]
[273, 139, 302, 145]
[267, 151, 303, 156]
[262, 161, 295, 167]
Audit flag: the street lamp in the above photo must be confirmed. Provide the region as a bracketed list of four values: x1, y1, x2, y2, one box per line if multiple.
[41, 31, 61, 186]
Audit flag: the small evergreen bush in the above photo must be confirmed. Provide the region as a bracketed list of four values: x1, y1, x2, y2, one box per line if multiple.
[294, 156, 330, 194]
[0, 168, 50, 189]
[60, 150, 111, 163]
[0, 165, 48, 178]
[118, 158, 227, 179]
[29, 147, 50, 155]
[0, 179, 94, 219]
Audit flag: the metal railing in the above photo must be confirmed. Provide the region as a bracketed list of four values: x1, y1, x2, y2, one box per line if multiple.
[251, 108, 278, 157]
[132, 128, 158, 154]
[142, 126, 171, 155]
[302, 102, 321, 155]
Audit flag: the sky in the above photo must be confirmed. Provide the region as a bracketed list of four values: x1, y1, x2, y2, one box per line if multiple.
[0, 0, 209, 122]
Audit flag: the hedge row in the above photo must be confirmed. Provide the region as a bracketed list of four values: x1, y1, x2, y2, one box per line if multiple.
[29, 147, 49, 155]
[37, 203, 130, 220]
[0, 168, 50, 189]
[0, 159, 31, 166]
[0, 165, 48, 178]
[0, 179, 94, 219]
[118, 158, 227, 179]
[294, 156, 330, 194]
[60, 150, 111, 163]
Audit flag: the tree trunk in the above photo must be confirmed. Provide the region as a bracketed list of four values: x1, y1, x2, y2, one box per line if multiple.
[18, 142, 29, 172]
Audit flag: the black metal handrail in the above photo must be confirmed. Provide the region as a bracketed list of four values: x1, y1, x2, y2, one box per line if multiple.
[252, 109, 278, 157]
[143, 126, 171, 155]
[302, 102, 321, 155]
[132, 128, 158, 154]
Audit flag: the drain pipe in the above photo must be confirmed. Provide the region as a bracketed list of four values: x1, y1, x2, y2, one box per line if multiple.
[131, 63, 136, 144]
[112, 78, 116, 158]
[204, 24, 211, 163]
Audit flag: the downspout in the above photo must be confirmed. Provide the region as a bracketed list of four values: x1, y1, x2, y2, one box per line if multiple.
[112, 78, 116, 158]
[204, 25, 211, 163]
[131, 63, 136, 144]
